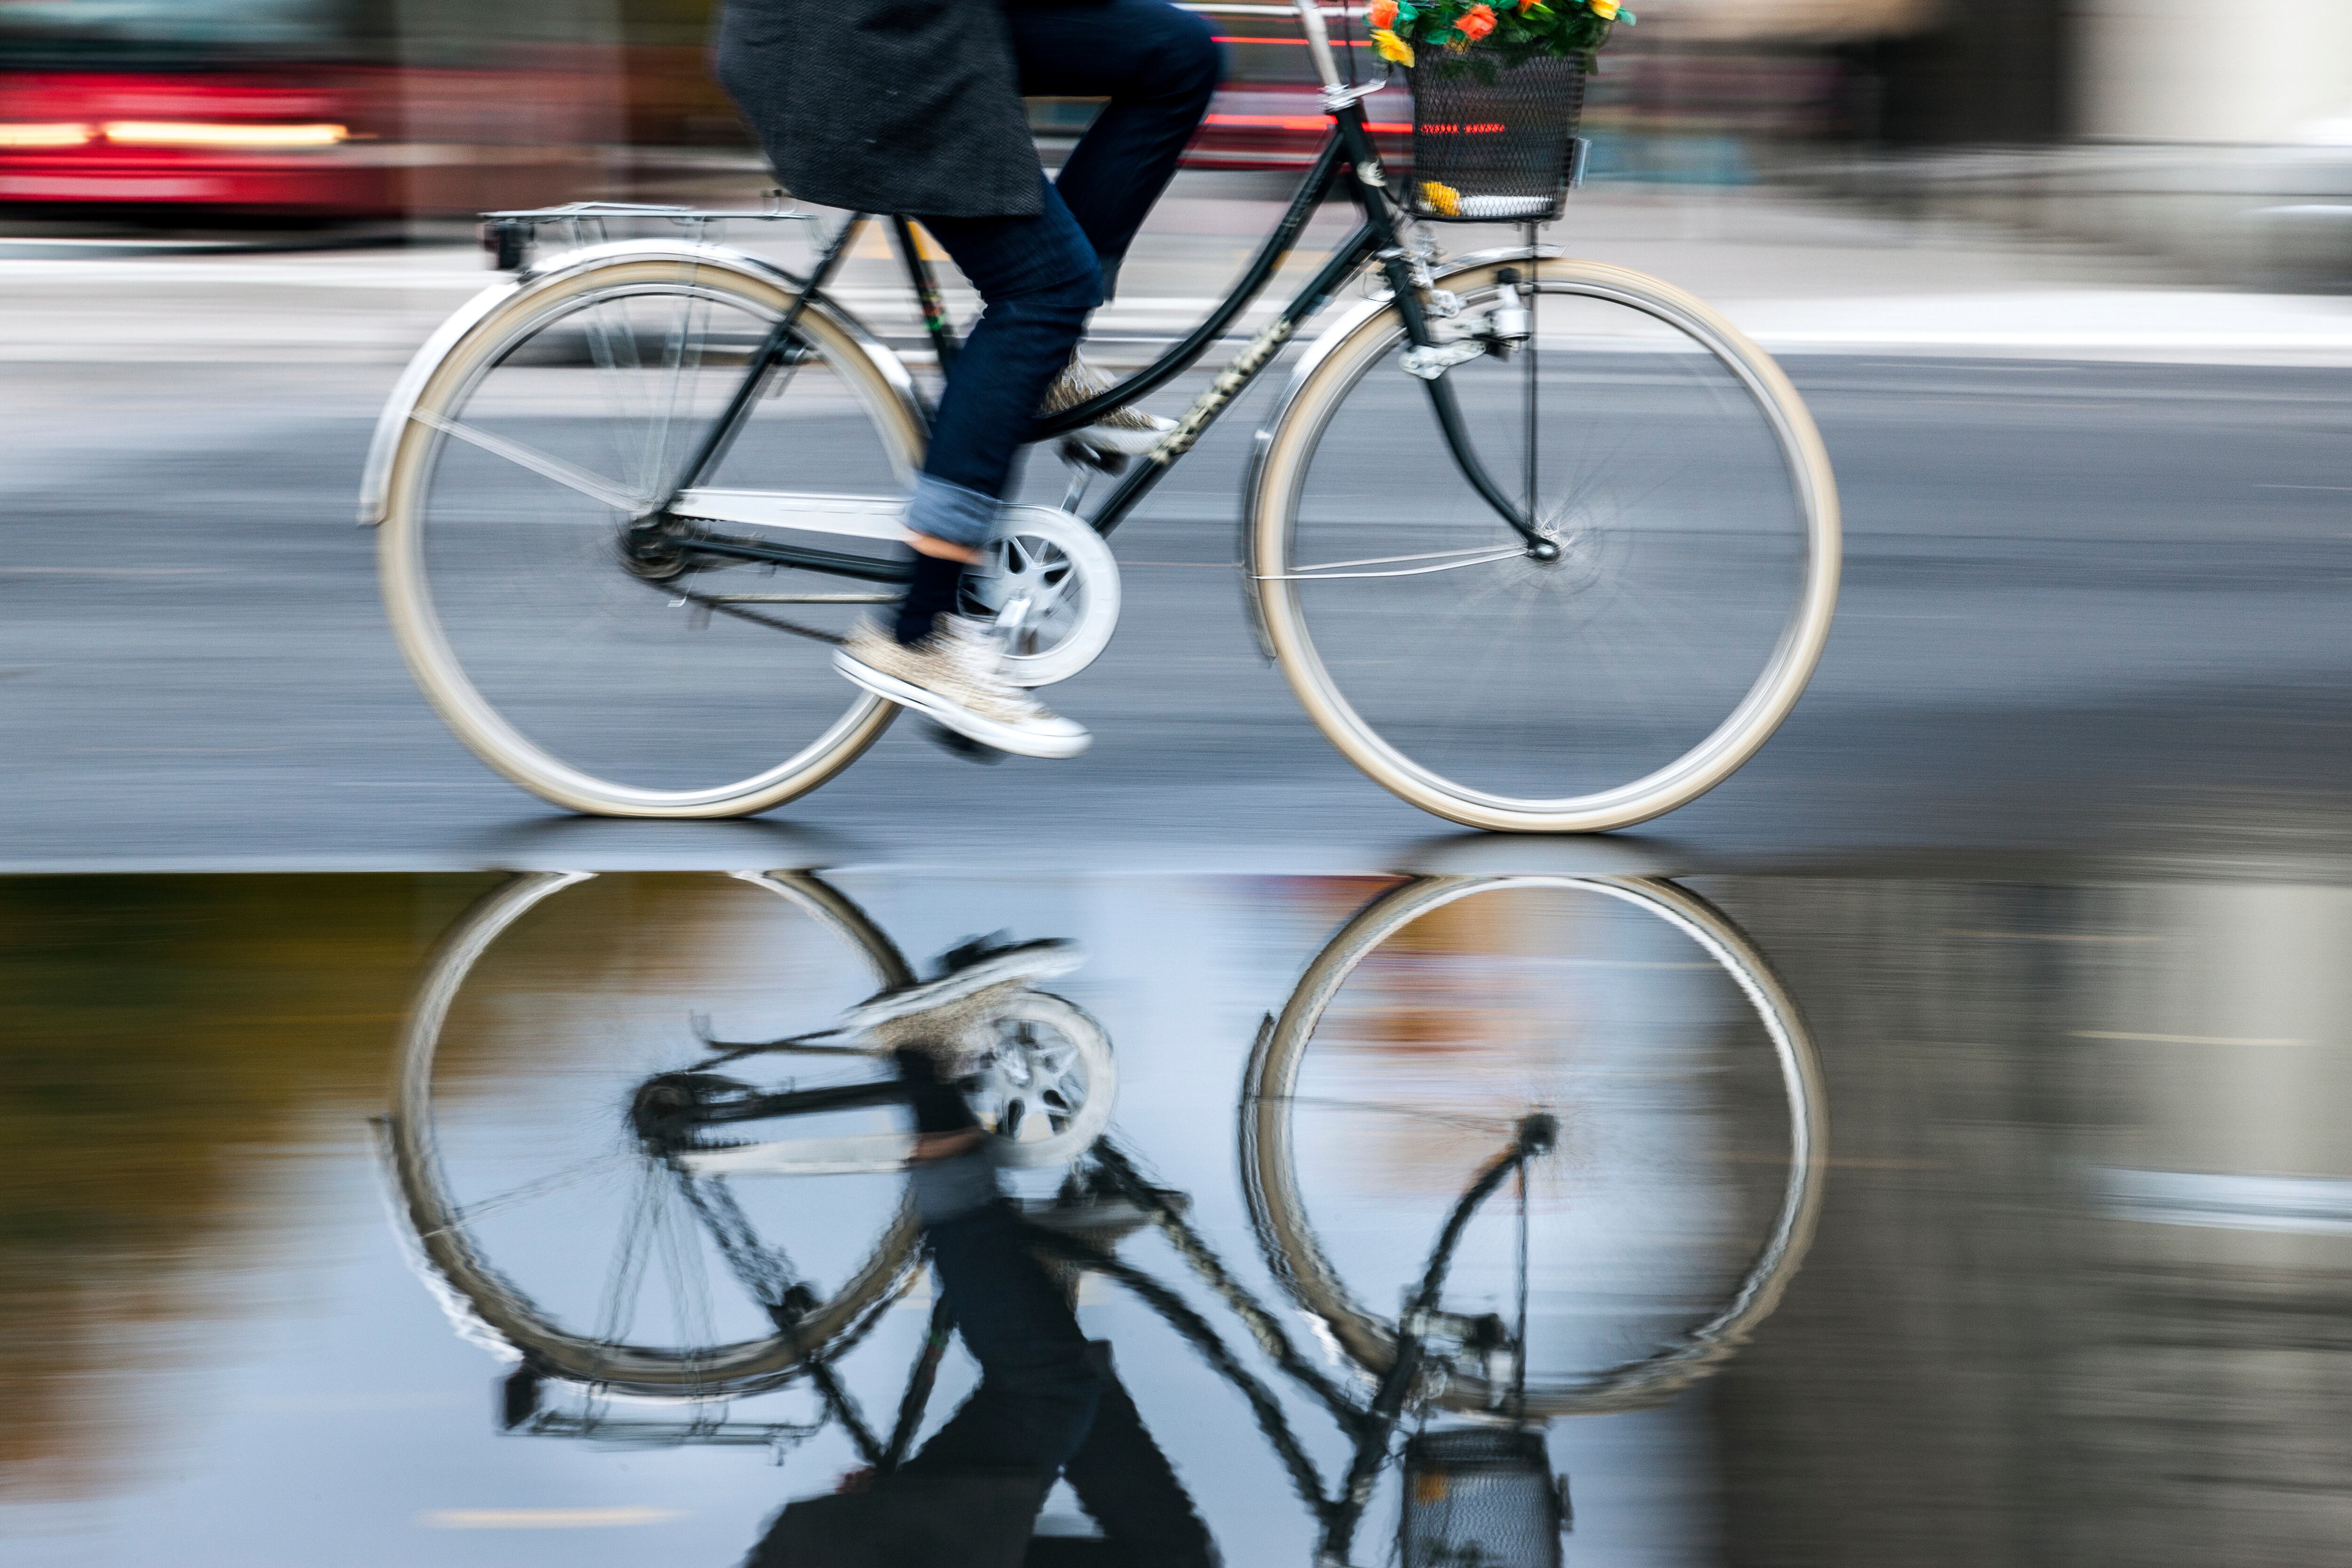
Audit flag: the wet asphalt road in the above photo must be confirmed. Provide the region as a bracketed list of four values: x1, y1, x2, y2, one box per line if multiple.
[10, 244, 2352, 1567]
[6, 353, 2352, 874]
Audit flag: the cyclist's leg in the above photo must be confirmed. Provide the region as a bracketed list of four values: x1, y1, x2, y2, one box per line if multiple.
[899, 1055, 1099, 1474]
[1005, 0, 1223, 297]
[903, 175, 1101, 580]
[832, 176, 1098, 758]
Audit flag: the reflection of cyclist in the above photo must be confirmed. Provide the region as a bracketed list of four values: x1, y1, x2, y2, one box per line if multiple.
[716, 0, 1223, 760]
[747, 1051, 1217, 1567]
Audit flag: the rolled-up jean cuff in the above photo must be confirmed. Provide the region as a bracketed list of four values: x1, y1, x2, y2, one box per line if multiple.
[906, 473, 1001, 550]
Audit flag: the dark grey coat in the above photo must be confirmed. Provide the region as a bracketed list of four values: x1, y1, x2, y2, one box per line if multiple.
[715, 0, 1043, 219]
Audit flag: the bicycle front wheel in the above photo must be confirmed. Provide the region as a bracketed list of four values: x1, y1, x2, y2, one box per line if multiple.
[1243, 874, 1826, 1417]
[379, 245, 925, 817]
[1251, 259, 1839, 832]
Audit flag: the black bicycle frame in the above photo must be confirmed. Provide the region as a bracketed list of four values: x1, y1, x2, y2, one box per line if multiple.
[644, 1044, 1554, 1564]
[652, 97, 1542, 588]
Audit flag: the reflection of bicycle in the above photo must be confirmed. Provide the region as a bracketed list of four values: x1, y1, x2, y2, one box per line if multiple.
[361, 0, 1839, 833]
[385, 870, 1825, 1560]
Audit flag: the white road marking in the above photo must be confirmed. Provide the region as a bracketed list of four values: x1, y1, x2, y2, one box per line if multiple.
[420, 1507, 685, 1529]
[2090, 1169, 2352, 1235]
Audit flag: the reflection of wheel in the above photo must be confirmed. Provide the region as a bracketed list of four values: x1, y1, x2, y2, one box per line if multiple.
[957, 505, 1121, 688]
[1244, 875, 1825, 1416]
[969, 989, 1117, 1166]
[387, 871, 920, 1396]
[1250, 259, 1841, 831]
[378, 247, 925, 817]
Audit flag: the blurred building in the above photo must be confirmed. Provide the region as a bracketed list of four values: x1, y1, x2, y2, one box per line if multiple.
[1802, 0, 2352, 283]
[1702, 874, 2352, 1568]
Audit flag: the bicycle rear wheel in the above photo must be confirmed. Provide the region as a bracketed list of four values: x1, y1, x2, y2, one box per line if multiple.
[1250, 259, 1839, 832]
[387, 870, 921, 1395]
[379, 247, 926, 817]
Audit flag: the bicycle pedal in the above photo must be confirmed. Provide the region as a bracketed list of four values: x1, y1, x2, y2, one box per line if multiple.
[924, 722, 1006, 764]
[1055, 437, 1129, 476]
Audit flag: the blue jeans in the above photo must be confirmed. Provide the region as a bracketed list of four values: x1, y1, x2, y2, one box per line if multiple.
[906, 1153, 1101, 1472]
[905, 0, 1221, 549]
[903, 1153, 1219, 1565]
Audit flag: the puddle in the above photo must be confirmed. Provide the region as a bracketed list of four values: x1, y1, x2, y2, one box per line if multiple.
[4, 868, 2349, 1566]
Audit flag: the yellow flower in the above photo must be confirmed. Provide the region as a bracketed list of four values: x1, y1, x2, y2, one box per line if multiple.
[1371, 27, 1414, 66]
[1589, 0, 1619, 16]
[1421, 181, 1461, 216]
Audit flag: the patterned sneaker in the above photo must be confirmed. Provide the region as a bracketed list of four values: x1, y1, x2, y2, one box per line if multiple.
[1038, 354, 1175, 457]
[834, 614, 1091, 759]
[841, 936, 1086, 1077]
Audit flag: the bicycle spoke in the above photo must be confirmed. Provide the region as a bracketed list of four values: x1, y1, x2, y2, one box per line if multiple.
[410, 409, 649, 512]
[1259, 1091, 1526, 1134]
[1267, 545, 1523, 581]
[593, 1161, 667, 1349]
[423, 1149, 630, 1239]
[655, 1175, 720, 1370]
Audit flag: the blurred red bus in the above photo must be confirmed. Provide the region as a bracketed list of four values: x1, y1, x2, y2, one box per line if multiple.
[0, 0, 1395, 220]
[1171, 4, 1411, 171]
[0, 0, 677, 219]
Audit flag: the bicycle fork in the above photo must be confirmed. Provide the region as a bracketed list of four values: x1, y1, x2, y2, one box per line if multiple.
[1316, 1112, 1558, 1566]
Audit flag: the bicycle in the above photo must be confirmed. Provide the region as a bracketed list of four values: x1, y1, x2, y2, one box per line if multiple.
[359, 1, 1838, 831]
[380, 866, 1825, 1560]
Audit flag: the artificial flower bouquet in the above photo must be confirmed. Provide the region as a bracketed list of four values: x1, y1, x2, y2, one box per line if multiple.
[1366, 0, 1627, 79]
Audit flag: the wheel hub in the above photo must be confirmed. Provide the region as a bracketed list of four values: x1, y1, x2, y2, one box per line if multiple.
[962, 531, 1082, 657]
[618, 519, 692, 581]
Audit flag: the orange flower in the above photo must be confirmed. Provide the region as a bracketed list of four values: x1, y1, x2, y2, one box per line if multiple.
[1368, 0, 1398, 28]
[1454, 2, 1497, 42]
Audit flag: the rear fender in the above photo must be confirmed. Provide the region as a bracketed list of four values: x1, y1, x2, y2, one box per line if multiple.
[357, 240, 919, 525]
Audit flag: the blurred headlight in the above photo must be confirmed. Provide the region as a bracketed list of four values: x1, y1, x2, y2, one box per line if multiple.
[100, 122, 349, 149]
[0, 123, 96, 148]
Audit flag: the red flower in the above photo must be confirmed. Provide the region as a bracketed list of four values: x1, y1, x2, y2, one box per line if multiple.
[1455, 3, 1497, 42]
[1368, 0, 1398, 28]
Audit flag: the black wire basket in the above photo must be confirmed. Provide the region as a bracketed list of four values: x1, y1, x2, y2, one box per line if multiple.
[1406, 53, 1586, 223]
[1398, 1426, 1566, 1568]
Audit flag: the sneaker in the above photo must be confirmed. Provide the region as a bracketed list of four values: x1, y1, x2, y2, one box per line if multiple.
[1038, 354, 1175, 457]
[845, 936, 1085, 1078]
[843, 936, 1084, 1035]
[834, 614, 1091, 760]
